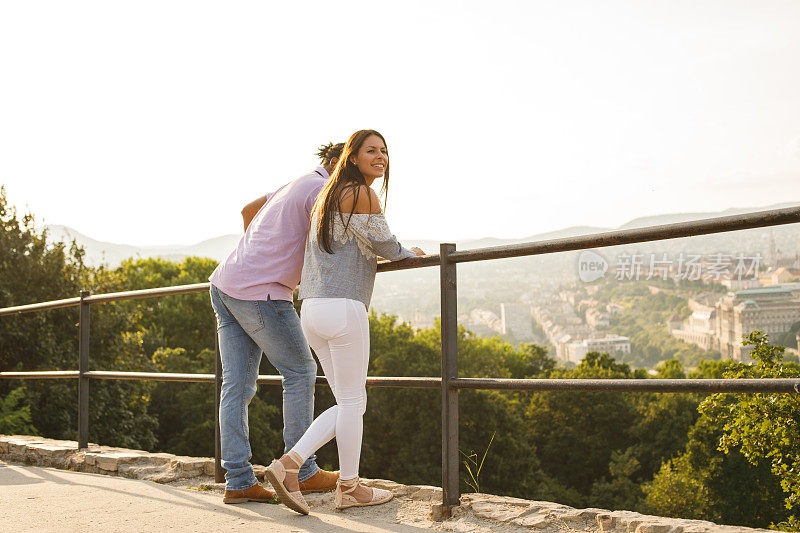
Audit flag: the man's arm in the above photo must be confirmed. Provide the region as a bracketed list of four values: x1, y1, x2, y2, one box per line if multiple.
[242, 195, 268, 231]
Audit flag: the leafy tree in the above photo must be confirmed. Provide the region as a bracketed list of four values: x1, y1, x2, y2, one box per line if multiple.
[625, 359, 702, 482]
[645, 336, 796, 528]
[654, 358, 685, 379]
[0, 387, 36, 435]
[505, 343, 555, 379]
[103, 257, 218, 357]
[628, 392, 698, 474]
[688, 359, 739, 379]
[0, 188, 156, 449]
[776, 320, 800, 350]
[589, 449, 644, 511]
[643, 453, 709, 520]
[0, 186, 87, 438]
[93, 257, 221, 452]
[644, 413, 785, 528]
[700, 331, 800, 521]
[523, 352, 643, 506]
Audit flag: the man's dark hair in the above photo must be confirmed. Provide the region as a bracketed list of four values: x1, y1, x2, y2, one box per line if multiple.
[316, 142, 345, 163]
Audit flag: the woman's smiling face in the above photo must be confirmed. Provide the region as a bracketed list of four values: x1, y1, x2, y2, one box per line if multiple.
[351, 134, 388, 182]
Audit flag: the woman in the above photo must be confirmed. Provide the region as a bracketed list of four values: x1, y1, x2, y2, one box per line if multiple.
[264, 129, 424, 514]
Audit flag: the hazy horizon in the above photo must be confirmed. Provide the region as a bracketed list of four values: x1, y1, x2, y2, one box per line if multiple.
[2, 1, 800, 246]
[39, 199, 800, 249]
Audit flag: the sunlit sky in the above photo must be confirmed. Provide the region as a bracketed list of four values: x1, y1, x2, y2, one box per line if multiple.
[2, 1, 799, 246]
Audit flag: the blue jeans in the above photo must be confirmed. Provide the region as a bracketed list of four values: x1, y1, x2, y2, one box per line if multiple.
[209, 284, 319, 490]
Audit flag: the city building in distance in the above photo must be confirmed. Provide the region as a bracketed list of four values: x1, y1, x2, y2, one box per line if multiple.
[500, 303, 535, 341]
[669, 284, 800, 361]
[716, 284, 800, 360]
[565, 333, 631, 364]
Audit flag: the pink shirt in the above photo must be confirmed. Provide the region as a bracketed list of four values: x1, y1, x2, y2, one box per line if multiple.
[209, 167, 329, 301]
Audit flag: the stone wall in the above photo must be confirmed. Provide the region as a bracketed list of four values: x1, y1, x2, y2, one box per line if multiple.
[0, 434, 779, 532]
[0, 434, 214, 483]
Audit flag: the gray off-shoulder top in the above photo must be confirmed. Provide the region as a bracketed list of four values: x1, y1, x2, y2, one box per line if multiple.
[298, 211, 416, 308]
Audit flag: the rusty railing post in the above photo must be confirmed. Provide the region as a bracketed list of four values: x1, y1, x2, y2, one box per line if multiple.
[78, 290, 90, 449]
[440, 243, 460, 513]
[214, 331, 225, 483]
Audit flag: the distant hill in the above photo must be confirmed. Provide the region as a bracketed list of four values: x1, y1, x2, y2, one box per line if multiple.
[45, 225, 240, 267]
[45, 202, 800, 268]
[618, 202, 800, 230]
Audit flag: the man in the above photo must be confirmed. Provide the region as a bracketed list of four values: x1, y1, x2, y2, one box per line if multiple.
[209, 143, 344, 503]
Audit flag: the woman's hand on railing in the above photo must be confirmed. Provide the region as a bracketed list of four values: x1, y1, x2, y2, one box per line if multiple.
[378, 248, 426, 262]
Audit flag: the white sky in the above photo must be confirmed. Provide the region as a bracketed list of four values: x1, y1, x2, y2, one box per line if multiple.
[1, 1, 799, 246]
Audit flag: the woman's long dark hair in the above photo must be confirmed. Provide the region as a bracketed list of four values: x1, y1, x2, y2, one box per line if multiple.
[312, 129, 389, 254]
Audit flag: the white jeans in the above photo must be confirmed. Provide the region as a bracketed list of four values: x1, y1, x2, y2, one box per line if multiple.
[291, 298, 369, 480]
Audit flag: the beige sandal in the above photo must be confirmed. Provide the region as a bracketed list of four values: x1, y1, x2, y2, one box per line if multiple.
[334, 477, 393, 510]
[265, 453, 310, 515]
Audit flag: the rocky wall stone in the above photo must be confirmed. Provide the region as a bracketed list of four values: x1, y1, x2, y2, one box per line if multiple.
[455, 493, 777, 532]
[0, 434, 216, 483]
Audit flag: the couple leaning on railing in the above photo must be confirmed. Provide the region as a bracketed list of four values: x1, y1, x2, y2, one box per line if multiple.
[209, 129, 425, 515]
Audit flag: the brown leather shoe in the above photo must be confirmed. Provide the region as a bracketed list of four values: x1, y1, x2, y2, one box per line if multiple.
[299, 469, 339, 494]
[223, 482, 276, 504]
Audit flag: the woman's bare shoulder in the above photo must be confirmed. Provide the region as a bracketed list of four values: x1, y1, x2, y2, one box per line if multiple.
[339, 185, 381, 214]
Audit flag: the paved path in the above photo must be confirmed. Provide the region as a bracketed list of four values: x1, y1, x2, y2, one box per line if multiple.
[0, 461, 437, 532]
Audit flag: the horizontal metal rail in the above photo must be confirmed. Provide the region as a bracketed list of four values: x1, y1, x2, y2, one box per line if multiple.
[0, 257, 437, 317]
[83, 283, 211, 304]
[0, 371, 80, 379]
[451, 377, 800, 393]
[84, 371, 214, 382]
[450, 205, 800, 263]
[83, 371, 441, 388]
[377, 254, 440, 272]
[0, 297, 82, 317]
[0, 370, 442, 389]
[4, 371, 799, 394]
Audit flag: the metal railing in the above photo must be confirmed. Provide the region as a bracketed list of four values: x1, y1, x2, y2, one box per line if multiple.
[2, 205, 800, 515]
